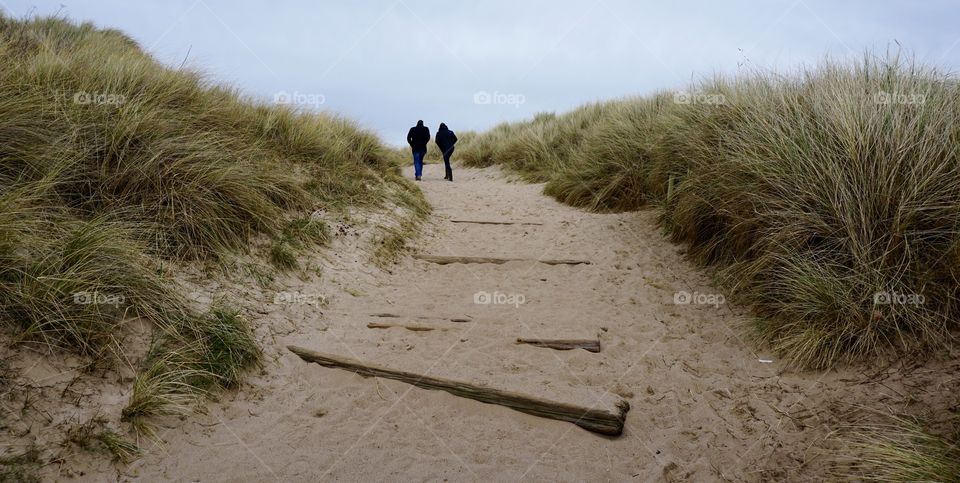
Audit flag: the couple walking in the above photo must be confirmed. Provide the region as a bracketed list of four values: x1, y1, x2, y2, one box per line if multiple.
[407, 120, 457, 181]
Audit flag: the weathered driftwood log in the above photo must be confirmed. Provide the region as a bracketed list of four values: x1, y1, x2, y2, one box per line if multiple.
[287, 346, 628, 436]
[413, 255, 590, 266]
[516, 338, 601, 353]
[448, 219, 544, 226]
[366, 322, 437, 332]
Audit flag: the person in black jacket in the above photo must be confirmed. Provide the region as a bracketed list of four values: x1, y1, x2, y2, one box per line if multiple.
[434, 122, 458, 181]
[406, 120, 430, 181]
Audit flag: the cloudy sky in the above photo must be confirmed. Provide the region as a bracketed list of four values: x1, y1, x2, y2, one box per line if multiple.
[4, 0, 960, 144]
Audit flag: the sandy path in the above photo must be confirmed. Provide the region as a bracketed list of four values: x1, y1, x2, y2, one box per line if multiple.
[110, 166, 951, 482]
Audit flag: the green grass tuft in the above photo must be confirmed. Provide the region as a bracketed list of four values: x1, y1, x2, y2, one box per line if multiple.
[269, 239, 299, 270]
[0, 446, 42, 483]
[66, 419, 140, 463]
[268, 216, 331, 271]
[284, 217, 331, 246]
[123, 306, 260, 431]
[371, 180, 430, 267]
[95, 430, 140, 463]
[0, 205, 182, 360]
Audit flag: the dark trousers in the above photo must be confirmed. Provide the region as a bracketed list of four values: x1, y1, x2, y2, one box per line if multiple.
[442, 148, 454, 180]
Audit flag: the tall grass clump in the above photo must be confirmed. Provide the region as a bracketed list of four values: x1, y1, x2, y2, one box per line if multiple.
[0, 13, 422, 431]
[66, 418, 141, 463]
[460, 52, 960, 370]
[0, 190, 182, 359]
[543, 94, 680, 210]
[662, 58, 960, 369]
[123, 306, 260, 432]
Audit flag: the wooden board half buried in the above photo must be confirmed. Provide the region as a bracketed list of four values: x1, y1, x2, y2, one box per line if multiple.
[517, 338, 601, 353]
[287, 346, 628, 436]
[448, 219, 544, 226]
[413, 255, 590, 266]
[366, 322, 438, 332]
[369, 313, 472, 323]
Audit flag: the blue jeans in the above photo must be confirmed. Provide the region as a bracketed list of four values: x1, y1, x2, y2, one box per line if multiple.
[412, 150, 425, 177]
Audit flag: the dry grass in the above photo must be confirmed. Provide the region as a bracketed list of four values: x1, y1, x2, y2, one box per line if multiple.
[0, 13, 427, 440]
[371, 179, 430, 267]
[66, 418, 140, 463]
[830, 413, 960, 481]
[460, 52, 960, 371]
[121, 306, 261, 433]
[0, 446, 42, 483]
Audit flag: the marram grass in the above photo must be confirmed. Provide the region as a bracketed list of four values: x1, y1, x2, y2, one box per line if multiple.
[830, 414, 960, 482]
[0, 13, 426, 434]
[460, 53, 960, 371]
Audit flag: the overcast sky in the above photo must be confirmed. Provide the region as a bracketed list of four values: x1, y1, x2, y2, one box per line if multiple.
[4, 0, 960, 144]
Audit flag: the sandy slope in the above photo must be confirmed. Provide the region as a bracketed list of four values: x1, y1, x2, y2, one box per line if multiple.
[87, 165, 957, 482]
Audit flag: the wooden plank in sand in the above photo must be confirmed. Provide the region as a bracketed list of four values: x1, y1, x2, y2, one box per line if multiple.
[516, 338, 601, 353]
[287, 346, 629, 436]
[366, 322, 437, 332]
[413, 255, 590, 266]
[369, 313, 472, 323]
[448, 219, 544, 226]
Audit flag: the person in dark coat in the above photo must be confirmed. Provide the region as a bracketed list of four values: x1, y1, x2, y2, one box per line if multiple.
[406, 120, 430, 181]
[434, 122, 458, 181]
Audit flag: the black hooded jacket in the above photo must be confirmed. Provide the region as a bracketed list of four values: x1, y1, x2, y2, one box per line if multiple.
[407, 120, 430, 152]
[435, 123, 458, 154]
